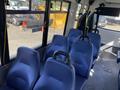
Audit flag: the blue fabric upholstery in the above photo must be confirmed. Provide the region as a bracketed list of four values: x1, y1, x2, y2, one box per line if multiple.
[89, 32, 101, 60]
[70, 38, 93, 90]
[67, 28, 81, 50]
[0, 85, 14, 90]
[70, 38, 93, 78]
[75, 75, 87, 90]
[34, 57, 75, 90]
[44, 35, 68, 60]
[1, 47, 40, 90]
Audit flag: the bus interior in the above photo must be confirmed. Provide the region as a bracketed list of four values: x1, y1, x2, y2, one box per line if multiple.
[0, 0, 120, 90]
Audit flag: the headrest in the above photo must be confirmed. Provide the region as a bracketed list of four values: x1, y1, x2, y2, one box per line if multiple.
[44, 58, 74, 83]
[52, 35, 67, 46]
[53, 51, 70, 65]
[16, 47, 40, 68]
[68, 28, 81, 37]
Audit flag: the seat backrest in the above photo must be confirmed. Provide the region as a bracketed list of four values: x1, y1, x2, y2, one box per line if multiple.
[89, 32, 101, 59]
[44, 35, 68, 60]
[16, 47, 40, 72]
[6, 47, 40, 90]
[52, 35, 67, 46]
[43, 58, 75, 90]
[70, 38, 93, 78]
[67, 28, 81, 50]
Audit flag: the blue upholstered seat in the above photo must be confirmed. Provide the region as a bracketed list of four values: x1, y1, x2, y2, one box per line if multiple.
[70, 38, 93, 77]
[0, 47, 40, 90]
[75, 75, 87, 90]
[44, 35, 68, 60]
[89, 32, 101, 60]
[67, 28, 81, 50]
[70, 38, 93, 90]
[34, 53, 75, 90]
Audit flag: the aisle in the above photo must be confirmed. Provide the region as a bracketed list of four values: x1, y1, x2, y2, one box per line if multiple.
[83, 51, 119, 90]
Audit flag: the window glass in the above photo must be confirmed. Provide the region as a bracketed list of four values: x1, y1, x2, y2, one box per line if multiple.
[47, 1, 69, 43]
[62, 2, 69, 11]
[6, 14, 44, 59]
[98, 15, 120, 31]
[32, 0, 45, 11]
[6, 0, 29, 10]
[47, 13, 67, 43]
[51, 1, 61, 11]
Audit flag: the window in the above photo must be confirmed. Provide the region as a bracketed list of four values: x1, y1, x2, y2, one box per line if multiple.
[32, 0, 45, 11]
[48, 13, 67, 42]
[98, 15, 120, 31]
[6, 0, 29, 10]
[47, 1, 69, 43]
[6, 0, 46, 11]
[5, 0, 70, 58]
[51, 1, 61, 11]
[5, 0, 45, 59]
[50, 1, 69, 11]
[61, 2, 69, 11]
[6, 13, 44, 59]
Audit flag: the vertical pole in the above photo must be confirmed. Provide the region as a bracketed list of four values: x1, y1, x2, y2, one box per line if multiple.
[95, 11, 100, 30]
[60, 1, 63, 11]
[29, 0, 32, 11]
[63, 2, 71, 36]
[42, 0, 51, 47]
[0, 0, 10, 65]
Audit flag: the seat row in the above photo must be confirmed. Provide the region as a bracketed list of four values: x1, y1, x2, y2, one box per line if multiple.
[0, 12, 101, 90]
[45, 28, 101, 66]
[0, 29, 99, 90]
[0, 47, 74, 90]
